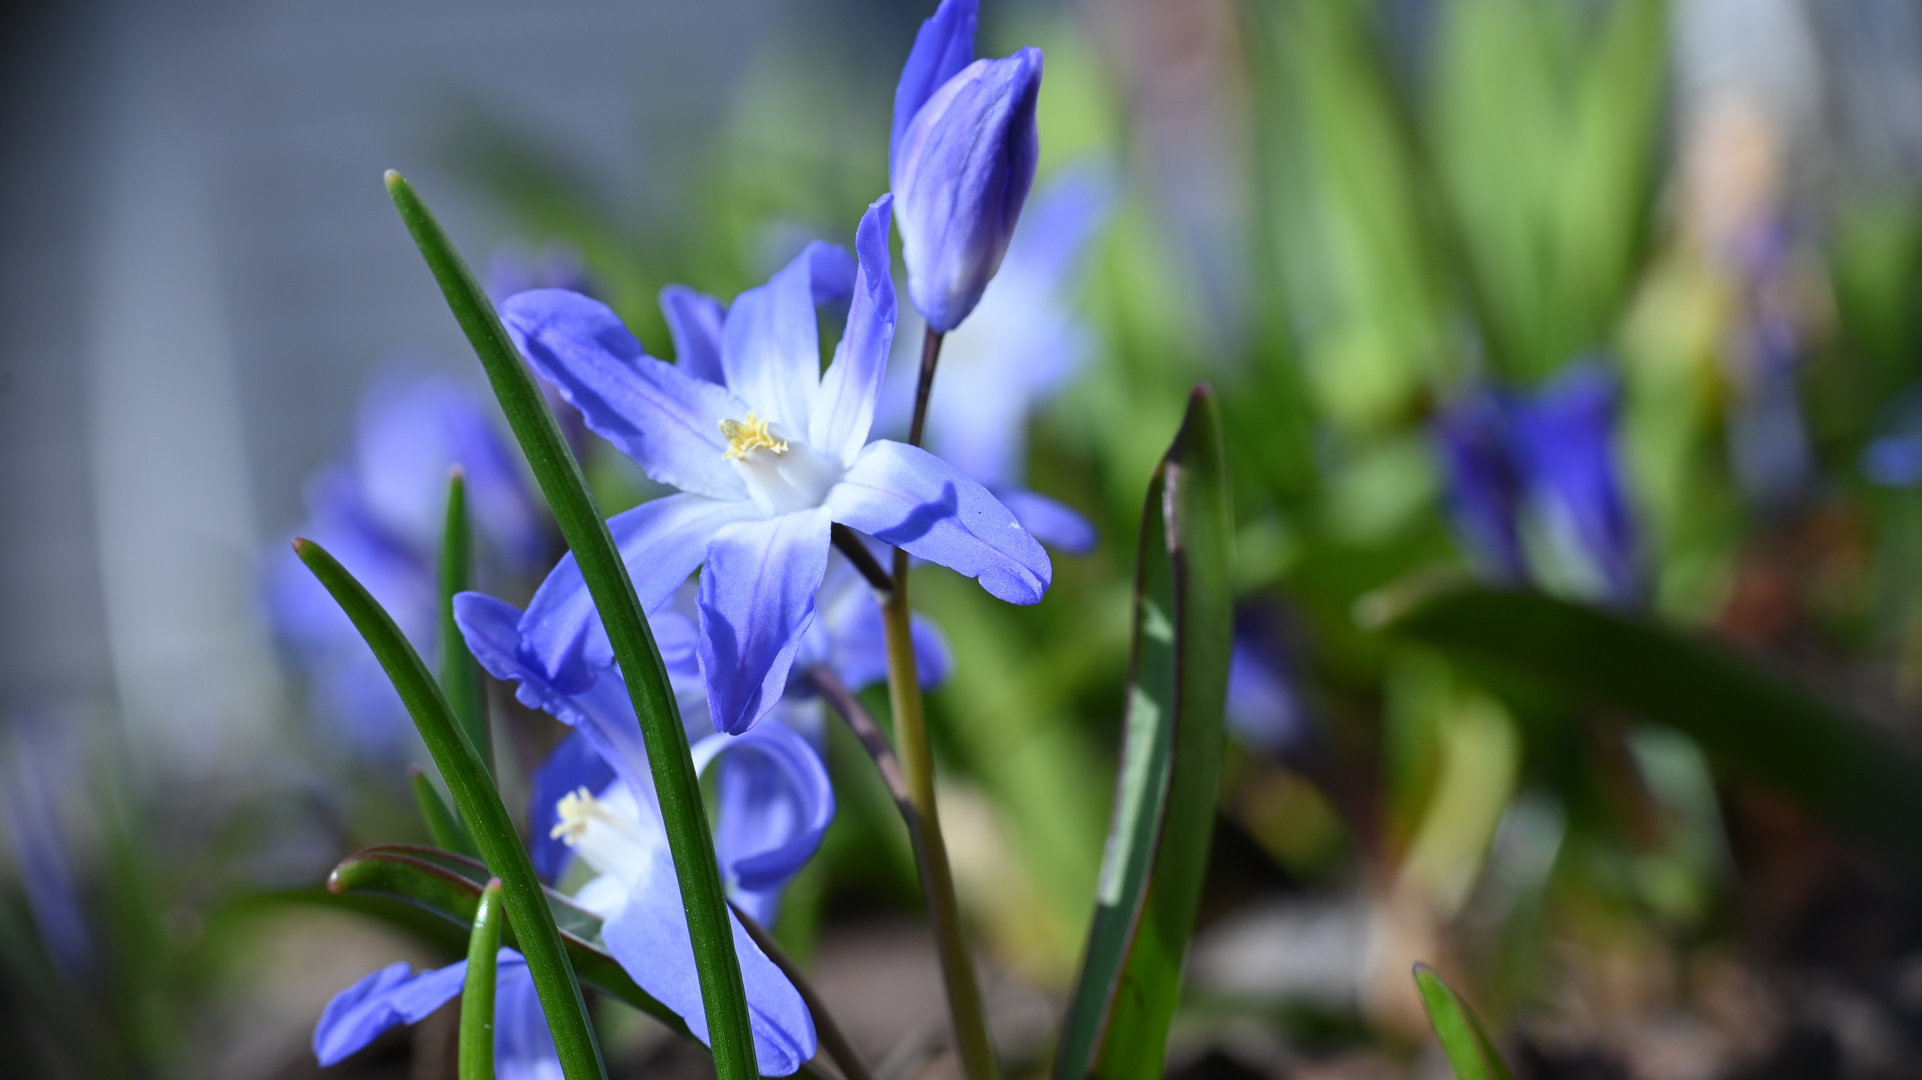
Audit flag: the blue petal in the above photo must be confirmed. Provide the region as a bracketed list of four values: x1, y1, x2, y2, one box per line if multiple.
[721, 243, 856, 432]
[697, 510, 834, 735]
[353, 370, 544, 571]
[809, 196, 898, 464]
[994, 487, 1096, 555]
[690, 725, 835, 923]
[456, 591, 658, 808]
[661, 285, 728, 386]
[598, 850, 817, 1074]
[1431, 387, 1530, 585]
[518, 493, 755, 690]
[313, 960, 466, 1065]
[502, 289, 750, 501]
[528, 730, 618, 883]
[892, 49, 1043, 332]
[890, 0, 980, 178]
[494, 954, 564, 1080]
[828, 440, 1051, 604]
[818, 574, 950, 691]
[1510, 363, 1641, 605]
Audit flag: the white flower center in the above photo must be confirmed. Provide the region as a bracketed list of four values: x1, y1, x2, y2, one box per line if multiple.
[551, 786, 658, 885]
[719, 414, 843, 516]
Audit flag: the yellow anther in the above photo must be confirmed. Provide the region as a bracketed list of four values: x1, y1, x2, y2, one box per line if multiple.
[719, 412, 788, 460]
[550, 786, 600, 844]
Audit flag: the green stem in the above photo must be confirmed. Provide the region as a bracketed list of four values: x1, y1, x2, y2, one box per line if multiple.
[408, 765, 479, 857]
[384, 171, 756, 1080]
[439, 467, 491, 775]
[294, 538, 607, 1080]
[460, 879, 506, 1080]
[882, 558, 997, 1080]
[885, 325, 998, 1078]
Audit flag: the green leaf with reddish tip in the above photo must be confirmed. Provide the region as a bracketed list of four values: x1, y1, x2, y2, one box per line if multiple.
[328, 845, 692, 1038]
[1412, 964, 1516, 1080]
[1055, 386, 1233, 1080]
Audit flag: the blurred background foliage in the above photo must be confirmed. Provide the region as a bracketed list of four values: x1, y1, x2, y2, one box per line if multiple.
[13, 0, 1922, 1077]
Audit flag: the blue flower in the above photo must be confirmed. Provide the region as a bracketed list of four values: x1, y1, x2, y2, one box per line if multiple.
[485, 243, 595, 304]
[886, 164, 1115, 553]
[1432, 362, 1641, 605]
[0, 710, 92, 980]
[890, 0, 1043, 332]
[1431, 387, 1529, 586]
[315, 951, 560, 1080]
[454, 592, 825, 1072]
[262, 372, 542, 755]
[1224, 607, 1314, 764]
[498, 195, 1049, 736]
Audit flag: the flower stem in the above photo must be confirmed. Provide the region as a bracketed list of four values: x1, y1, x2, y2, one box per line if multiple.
[908, 329, 945, 447]
[459, 879, 505, 1080]
[882, 324, 999, 1080]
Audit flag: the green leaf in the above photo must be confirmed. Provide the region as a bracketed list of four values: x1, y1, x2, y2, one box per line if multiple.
[328, 844, 693, 1038]
[292, 538, 608, 1080]
[1412, 963, 1516, 1080]
[385, 170, 756, 1080]
[461, 879, 505, 1080]
[409, 765, 479, 858]
[1365, 582, 1922, 868]
[1055, 386, 1234, 1080]
[440, 468, 490, 775]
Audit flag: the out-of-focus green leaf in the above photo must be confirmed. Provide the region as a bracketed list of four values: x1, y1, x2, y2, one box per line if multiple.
[327, 845, 691, 1038]
[409, 765, 478, 858]
[1412, 963, 1516, 1080]
[439, 469, 490, 776]
[1055, 387, 1233, 1079]
[1365, 582, 1922, 867]
[1432, 0, 1665, 381]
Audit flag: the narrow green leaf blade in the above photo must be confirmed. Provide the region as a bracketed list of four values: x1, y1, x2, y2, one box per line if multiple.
[1366, 583, 1922, 867]
[461, 879, 506, 1080]
[1412, 964, 1516, 1080]
[293, 538, 608, 1080]
[385, 170, 755, 1079]
[328, 845, 693, 1038]
[1055, 386, 1233, 1080]
[410, 765, 479, 858]
[440, 468, 491, 775]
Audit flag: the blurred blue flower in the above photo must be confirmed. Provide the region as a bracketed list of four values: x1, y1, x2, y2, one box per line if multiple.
[498, 195, 1048, 736]
[890, 0, 1043, 332]
[263, 372, 542, 756]
[886, 164, 1115, 554]
[315, 950, 559, 1080]
[1861, 388, 1922, 488]
[1433, 362, 1641, 605]
[485, 243, 595, 304]
[0, 711, 92, 980]
[1224, 607, 1314, 764]
[1432, 387, 1530, 585]
[454, 591, 823, 1072]
[1722, 220, 1813, 514]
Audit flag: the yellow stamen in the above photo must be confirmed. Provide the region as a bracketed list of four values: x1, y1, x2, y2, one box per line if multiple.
[719, 411, 788, 460]
[550, 786, 600, 844]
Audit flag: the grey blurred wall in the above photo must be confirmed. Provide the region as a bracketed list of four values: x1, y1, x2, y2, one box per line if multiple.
[0, 0, 781, 778]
